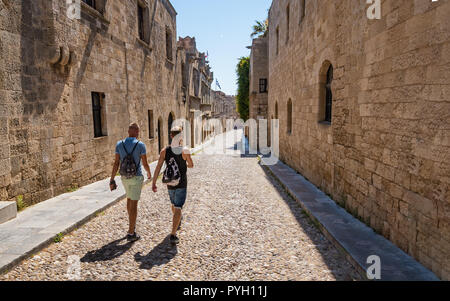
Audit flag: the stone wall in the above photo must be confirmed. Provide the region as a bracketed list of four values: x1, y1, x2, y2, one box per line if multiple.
[268, 0, 449, 279]
[0, 0, 187, 206]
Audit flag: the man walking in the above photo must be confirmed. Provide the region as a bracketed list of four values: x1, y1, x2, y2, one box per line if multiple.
[110, 123, 152, 242]
[152, 126, 194, 244]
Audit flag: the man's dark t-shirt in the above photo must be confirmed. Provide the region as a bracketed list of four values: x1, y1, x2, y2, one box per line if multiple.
[165, 146, 187, 190]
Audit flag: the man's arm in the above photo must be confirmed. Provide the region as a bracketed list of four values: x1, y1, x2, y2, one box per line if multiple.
[152, 149, 166, 192]
[141, 154, 152, 180]
[110, 153, 120, 190]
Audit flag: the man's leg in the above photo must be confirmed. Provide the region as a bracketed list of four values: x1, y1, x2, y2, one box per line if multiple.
[126, 198, 131, 217]
[127, 199, 139, 235]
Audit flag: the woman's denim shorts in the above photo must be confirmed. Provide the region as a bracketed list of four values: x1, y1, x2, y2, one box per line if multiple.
[168, 188, 187, 209]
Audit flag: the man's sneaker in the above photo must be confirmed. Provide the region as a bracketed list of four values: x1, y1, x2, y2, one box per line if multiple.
[169, 235, 179, 244]
[126, 232, 140, 242]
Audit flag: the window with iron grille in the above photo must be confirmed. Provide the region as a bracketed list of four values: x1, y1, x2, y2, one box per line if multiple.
[82, 0, 96, 9]
[259, 79, 268, 93]
[92, 92, 106, 138]
[325, 65, 333, 123]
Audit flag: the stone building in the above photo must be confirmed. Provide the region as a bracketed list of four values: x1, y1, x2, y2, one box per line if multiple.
[264, 0, 450, 279]
[177, 36, 214, 146]
[249, 36, 269, 121]
[212, 90, 237, 129]
[0, 0, 199, 208]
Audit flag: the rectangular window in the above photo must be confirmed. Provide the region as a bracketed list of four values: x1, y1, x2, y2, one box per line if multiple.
[138, 4, 145, 41]
[92, 92, 107, 138]
[193, 68, 200, 97]
[182, 62, 188, 87]
[259, 79, 268, 93]
[82, 0, 96, 9]
[300, 0, 306, 24]
[276, 26, 279, 55]
[286, 4, 290, 43]
[166, 27, 173, 61]
[148, 110, 154, 139]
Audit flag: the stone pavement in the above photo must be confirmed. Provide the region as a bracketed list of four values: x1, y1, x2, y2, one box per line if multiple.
[0, 139, 213, 275]
[0, 130, 362, 281]
[263, 159, 440, 281]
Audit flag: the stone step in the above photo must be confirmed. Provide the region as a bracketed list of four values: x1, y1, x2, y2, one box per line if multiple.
[0, 202, 17, 225]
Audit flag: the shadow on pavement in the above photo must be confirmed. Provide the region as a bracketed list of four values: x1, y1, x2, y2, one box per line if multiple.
[134, 235, 178, 270]
[80, 237, 135, 263]
[259, 163, 361, 281]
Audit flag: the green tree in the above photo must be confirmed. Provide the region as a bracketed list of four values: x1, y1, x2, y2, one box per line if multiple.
[250, 19, 269, 38]
[236, 56, 250, 121]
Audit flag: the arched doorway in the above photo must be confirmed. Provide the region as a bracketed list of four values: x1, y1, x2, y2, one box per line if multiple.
[168, 112, 174, 144]
[158, 118, 163, 153]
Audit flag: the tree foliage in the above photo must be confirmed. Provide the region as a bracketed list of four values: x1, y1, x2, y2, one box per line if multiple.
[250, 19, 269, 38]
[236, 56, 250, 121]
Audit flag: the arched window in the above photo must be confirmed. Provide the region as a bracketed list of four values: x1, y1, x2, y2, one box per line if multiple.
[325, 65, 333, 123]
[319, 61, 333, 124]
[287, 99, 292, 134]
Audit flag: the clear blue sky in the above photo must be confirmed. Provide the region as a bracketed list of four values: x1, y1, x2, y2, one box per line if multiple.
[171, 0, 272, 96]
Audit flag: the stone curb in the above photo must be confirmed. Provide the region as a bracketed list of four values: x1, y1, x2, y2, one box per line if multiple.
[259, 156, 440, 281]
[0, 190, 127, 276]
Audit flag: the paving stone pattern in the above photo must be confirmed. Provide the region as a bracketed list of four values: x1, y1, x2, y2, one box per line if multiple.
[0, 151, 361, 281]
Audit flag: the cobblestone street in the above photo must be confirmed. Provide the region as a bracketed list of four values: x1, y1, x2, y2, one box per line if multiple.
[0, 135, 362, 281]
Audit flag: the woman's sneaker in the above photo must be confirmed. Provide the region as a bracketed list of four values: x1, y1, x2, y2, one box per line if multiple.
[169, 235, 179, 244]
[127, 232, 141, 242]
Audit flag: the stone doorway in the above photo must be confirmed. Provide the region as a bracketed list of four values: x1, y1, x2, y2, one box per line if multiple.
[168, 112, 174, 145]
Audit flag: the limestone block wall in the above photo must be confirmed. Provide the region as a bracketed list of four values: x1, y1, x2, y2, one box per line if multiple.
[268, 0, 449, 279]
[0, 0, 186, 207]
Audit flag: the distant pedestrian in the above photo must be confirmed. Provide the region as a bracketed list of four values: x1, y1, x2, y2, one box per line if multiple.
[110, 123, 152, 242]
[152, 126, 194, 244]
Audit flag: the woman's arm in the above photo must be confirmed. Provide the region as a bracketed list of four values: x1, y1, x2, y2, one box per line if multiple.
[182, 149, 194, 168]
[152, 149, 166, 192]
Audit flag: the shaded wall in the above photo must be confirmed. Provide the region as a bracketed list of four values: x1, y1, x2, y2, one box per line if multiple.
[0, 0, 186, 206]
[268, 0, 449, 279]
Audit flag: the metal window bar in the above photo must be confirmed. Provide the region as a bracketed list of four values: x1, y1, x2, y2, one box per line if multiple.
[259, 79, 268, 93]
[82, 0, 96, 9]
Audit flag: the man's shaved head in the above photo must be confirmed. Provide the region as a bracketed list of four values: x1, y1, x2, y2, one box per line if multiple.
[129, 123, 140, 130]
[128, 123, 140, 138]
